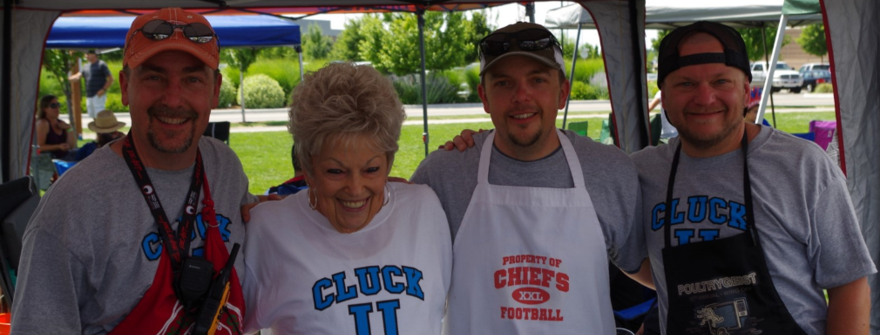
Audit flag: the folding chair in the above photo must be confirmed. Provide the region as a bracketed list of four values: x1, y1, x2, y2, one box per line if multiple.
[30, 148, 56, 191]
[567, 120, 589, 137]
[203, 121, 231, 145]
[0, 176, 40, 306]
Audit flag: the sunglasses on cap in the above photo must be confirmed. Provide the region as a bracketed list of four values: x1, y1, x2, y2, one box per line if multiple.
[49, 102, 61, 108]
[134, 19, 215, 44]
[480, 29, 559, 56]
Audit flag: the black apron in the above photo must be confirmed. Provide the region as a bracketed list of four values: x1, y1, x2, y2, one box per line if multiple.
[661, 132, 806, 335]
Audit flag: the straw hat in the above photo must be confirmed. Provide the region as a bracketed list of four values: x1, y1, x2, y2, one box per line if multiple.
[88, 110, 126, 133]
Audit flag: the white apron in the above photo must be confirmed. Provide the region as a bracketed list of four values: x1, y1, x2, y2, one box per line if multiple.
[444, 130, 614, 335]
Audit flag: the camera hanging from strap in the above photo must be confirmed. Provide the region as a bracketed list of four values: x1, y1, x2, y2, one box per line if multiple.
[121, 134, 214, 312]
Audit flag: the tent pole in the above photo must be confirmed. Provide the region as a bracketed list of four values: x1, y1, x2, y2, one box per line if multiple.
[418, 10, 429, 157]
[526, 3, 535, 23]
[2, 0, 12, 182]
[628, 0, 648, 150]
[295, 45, 303, 82]
[756, 15, 788, 126]
[239, 65, 246, 123]
[759, 25, 777, 126]
[563, 22, 582, 130]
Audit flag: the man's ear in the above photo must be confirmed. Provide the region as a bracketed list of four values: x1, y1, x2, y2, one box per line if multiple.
[477, 83, 490, 114]
[212, 72, 223, 108]
[558, 79, 571, 109]
[120, 70, 129, 106]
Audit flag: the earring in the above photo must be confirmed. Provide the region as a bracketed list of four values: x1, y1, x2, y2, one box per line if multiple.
[308, 187, 318, 211]
[382, 183, 392, 207]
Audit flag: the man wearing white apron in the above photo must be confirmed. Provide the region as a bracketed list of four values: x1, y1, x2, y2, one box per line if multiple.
[411, 22, 647, 334]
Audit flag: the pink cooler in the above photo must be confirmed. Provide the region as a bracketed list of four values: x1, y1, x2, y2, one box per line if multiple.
[810, 120, 837, 150]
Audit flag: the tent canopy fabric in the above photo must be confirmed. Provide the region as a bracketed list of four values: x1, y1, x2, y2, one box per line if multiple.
[545, 0, 822, 29]
[46, 15, 301, 49]
[19, 1, 503, 13]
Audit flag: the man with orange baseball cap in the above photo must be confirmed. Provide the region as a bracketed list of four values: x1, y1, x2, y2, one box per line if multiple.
[13, 8, 255, 334]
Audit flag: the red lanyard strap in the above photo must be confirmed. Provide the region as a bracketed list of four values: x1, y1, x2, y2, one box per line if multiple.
[121, 134, 204, 271]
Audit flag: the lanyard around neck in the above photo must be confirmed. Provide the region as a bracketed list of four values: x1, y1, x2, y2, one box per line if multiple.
[121, 134, 205, 271]
[663, 131, 758, 248]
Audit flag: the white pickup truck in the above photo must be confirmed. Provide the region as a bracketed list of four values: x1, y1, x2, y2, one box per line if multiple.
[750, 61, 804, 93]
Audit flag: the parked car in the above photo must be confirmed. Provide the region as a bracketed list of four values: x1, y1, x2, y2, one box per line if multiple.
[750, 61, 804, 93]
[801, 69, 832, 92]
[799, 63, 830, 75]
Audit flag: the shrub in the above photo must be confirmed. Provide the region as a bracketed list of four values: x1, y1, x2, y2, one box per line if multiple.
[463, 64, 481, 102]
[391, 74, 462, 104]
[104, 93, 128, 113]
[571, 58, 605, 83]
[247, 59, 302, 103]
[238, 74, 286, 109]
[219, 78, 237, 108]
[569, 81, 595, 100]
[222, 65, 242, 88]
[814, 83, 833, 93]
[391, 76, 421, 104]
[647, 80, 660, 99]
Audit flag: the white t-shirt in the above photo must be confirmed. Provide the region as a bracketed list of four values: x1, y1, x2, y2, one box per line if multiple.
[242, 182, 452, 335]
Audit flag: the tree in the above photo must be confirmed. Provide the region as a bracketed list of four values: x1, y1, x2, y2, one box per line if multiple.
[357, 14, 388, 71]
[650, 30, 670, 53]
[329, 18, 365, 61]
[302, 23, 333, 61]
[424, 12, 474, 72]
[359, 12, 475, 76]
[220, 48, 258, 120]
[560, 37, 577, 60]
[42, 49, 83, 117]
[737, 26, 790, 61]
[257, 46, 297, 60]
[797, 23, 827, 63]
[465, 11, 493, 64]
[580, 43, 600, 59]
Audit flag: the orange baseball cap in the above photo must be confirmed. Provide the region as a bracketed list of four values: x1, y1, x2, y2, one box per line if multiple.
[123, 7, 219, 70]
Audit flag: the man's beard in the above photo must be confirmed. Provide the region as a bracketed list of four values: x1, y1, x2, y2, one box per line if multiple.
[507, 106, 544, 148]
[676, 109, 741, 150]
[147, 104, 198, 154]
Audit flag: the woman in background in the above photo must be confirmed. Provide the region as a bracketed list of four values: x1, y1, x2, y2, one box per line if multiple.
[35, 95, 77, 160]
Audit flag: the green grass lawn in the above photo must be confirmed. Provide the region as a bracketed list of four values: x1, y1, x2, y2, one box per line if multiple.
[230, 111, 837, 195]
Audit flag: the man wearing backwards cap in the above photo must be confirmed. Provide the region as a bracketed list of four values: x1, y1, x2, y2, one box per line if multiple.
[13, 8, 256, 334]
[630, 21, 874, 334]
[411, 22, 645, 333]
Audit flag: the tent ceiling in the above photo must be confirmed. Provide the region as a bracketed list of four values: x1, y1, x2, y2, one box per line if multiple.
[17, 1, 520, 13]
[545, 0, 822, 29]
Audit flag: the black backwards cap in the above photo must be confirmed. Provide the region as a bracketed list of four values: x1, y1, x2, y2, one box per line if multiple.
[658, 21, 752, 86]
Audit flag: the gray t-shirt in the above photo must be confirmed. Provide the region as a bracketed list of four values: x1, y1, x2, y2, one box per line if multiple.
[12, 137, 257, 335]
[631, 126, 876, 334]
[410, 129, 645, 272]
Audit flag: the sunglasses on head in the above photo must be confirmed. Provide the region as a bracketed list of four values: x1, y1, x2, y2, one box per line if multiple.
[135, 19, 215, 44]
[480, 29, 559, 56]
[49, 103, 61, 108]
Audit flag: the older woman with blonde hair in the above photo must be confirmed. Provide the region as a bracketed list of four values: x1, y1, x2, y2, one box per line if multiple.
[242, 62, 451, 334]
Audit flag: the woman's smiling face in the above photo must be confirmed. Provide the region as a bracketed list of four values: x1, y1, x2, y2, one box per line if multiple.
[305, 135, 388, 233]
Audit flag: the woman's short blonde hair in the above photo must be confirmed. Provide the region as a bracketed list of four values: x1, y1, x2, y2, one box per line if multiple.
[289, 62, 406, 177]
